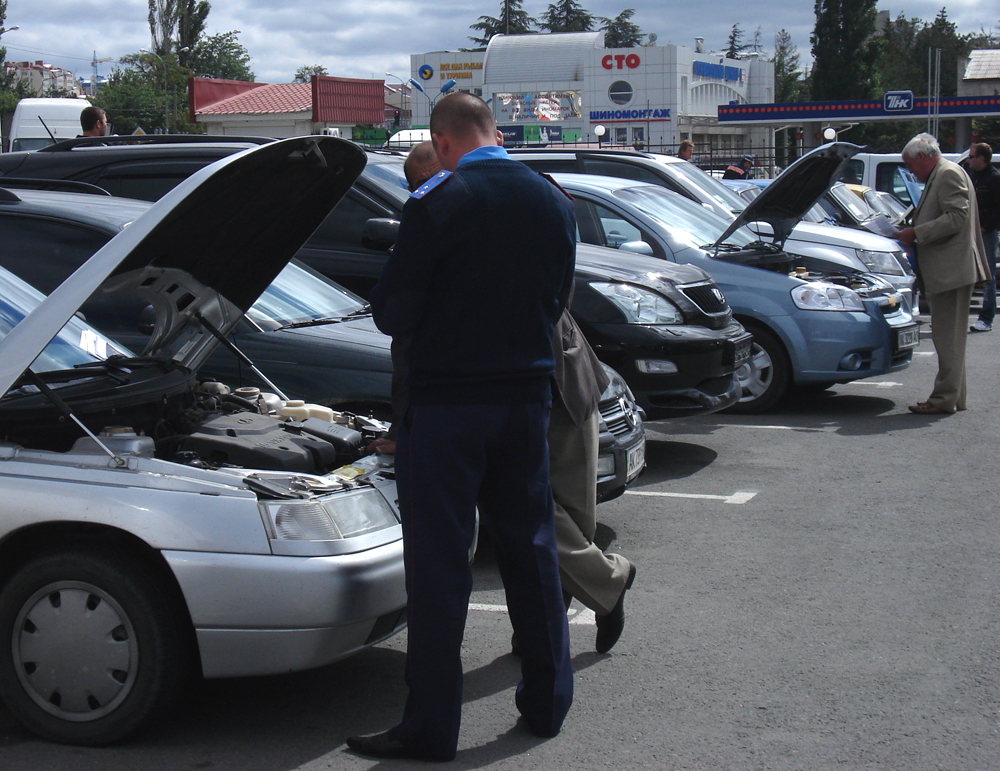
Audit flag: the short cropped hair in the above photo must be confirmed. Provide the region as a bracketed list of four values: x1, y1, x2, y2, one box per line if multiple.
[678, 140, 693, 154]
[429, 92, 495, 140]
[404, 140, 439, 190]
[902, 133, 941, 160]
[971, 142, 993, 164]
[80, 106, 106, 132]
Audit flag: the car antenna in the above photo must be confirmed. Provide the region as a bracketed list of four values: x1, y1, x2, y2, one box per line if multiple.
[37, 115, 58, 146]
[193, 311, 289, 401]
[22, 369, 126, 467]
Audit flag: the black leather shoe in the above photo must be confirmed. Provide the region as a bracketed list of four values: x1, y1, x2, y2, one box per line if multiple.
[595, 561, 636, 654]
[346, 730, 446, 761]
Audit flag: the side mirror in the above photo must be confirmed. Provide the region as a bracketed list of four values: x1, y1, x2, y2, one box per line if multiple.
[138, 304, 156, 335]
[619, 240, 654, 256]
[362, 218, 401, 251]
[746, 221, 775, 239]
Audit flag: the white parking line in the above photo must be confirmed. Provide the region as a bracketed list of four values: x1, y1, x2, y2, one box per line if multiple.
[914, 351, 935, 356]
[468, 603, 596, 625]
[699, 423, 835, 432]
[843, 380, 905, 388]
[626, 490, 758, 505]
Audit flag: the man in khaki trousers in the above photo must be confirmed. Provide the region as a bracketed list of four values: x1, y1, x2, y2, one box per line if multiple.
[895, 133, 990, 414]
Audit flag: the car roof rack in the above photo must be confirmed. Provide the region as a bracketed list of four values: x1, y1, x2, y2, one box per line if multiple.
[35, 135, 276, 153]
[0, 177, 112, 196]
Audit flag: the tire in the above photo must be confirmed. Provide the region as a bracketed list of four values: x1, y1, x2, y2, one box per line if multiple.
[725, 325, 791, 414]
[0, 548, 189, 745]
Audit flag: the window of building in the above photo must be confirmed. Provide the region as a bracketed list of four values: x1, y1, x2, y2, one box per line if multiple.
[608, 80, 633, 106]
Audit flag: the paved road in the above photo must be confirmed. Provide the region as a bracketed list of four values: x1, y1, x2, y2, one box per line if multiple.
[2, 317, 997, 769]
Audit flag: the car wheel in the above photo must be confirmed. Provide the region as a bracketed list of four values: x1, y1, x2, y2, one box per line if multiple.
[725, 326, 791, 414]
[0, 548, 188, 745]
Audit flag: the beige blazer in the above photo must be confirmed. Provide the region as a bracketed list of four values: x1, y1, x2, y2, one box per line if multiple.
[912, 158, 990, 295]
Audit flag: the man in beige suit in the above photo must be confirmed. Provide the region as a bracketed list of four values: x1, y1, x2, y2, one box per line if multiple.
[896, 133, 990, 414]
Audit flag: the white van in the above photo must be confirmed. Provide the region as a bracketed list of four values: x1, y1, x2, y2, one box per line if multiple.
[7, 97, 91, 152]
[841, 151, 962, 206]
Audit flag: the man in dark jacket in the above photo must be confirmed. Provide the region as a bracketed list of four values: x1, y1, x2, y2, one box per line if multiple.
[723, 155, 753, 180]
[966, 143, 1000, 332]
[348, 93, 576, 762]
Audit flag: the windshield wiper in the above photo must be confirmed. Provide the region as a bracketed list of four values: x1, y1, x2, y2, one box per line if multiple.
[279, 305, 373, 330]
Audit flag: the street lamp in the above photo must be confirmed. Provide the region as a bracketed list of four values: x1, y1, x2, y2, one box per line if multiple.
[408, 77, 458, 115]
[822, 127, 837, 142]
[594, 124, 606, 147]
[385, 72, 410, 129]
[0, 25, 20, 36]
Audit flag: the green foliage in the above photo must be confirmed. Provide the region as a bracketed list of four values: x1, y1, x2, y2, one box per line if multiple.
[469, 0, 537, 48]
[773, 29, 805, 103]
[177, 0, 211, 68]
[93, 64, 165, 134]
[599, 9, 642, 48]
[0, 0, 32, 115]
[294, 65, 329, 83]
[148, 0, 178, 56]
[726, 24, 748, 60]
[188, 31, 254, 81]
[539, 0, 594, 33]
[810, 0, 881, 101]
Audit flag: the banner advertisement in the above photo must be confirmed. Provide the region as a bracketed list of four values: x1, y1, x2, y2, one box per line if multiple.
[494, 91, 582, 123]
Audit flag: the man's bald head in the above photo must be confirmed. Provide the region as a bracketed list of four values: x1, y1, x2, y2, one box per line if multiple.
[404, 141, 441, 191]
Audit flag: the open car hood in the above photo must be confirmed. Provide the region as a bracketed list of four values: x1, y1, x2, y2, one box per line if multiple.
[0, 136, 366, 397]
[712, 142, 863, 251]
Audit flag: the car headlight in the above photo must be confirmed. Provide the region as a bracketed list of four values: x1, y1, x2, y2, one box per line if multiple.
[261, 488, 398, 541]
[590, 282, 684, 324]
[856, 249, 904, 276]
[791, 282, 866, 312]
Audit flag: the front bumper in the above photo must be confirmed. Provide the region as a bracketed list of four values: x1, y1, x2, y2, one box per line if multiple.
[784, 296, 918, 384]
[164, 539, 407, 678]
[597, 397, 646, 502]
[587, 320, 752, 420]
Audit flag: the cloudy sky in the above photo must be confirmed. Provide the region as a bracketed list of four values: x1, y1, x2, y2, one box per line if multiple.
[2, 0, 995, 86]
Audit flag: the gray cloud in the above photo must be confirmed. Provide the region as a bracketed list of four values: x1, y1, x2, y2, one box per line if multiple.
[3, 0, 995, 87]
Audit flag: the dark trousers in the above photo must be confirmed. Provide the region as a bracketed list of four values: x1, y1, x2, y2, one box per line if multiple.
[391, 401, 573, 759]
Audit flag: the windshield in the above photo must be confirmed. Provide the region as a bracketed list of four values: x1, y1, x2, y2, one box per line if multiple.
[361, 159, 410, 206]
[247, 261, 367, 327]
[651, 155, 748, 216]
[0, 267, 130, 380]
[828, 183, 875, 222]
[613, 186, 757, 249]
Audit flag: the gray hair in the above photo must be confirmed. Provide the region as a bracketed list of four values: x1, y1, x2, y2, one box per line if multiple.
[902, 133, 941, 159]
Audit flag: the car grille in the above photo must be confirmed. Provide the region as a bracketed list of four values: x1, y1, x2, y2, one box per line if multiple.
[681, 281, 728, 315]
[599, 396, 639, 437]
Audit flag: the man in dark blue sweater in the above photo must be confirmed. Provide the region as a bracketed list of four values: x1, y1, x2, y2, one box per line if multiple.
[348, 93, 576, 762]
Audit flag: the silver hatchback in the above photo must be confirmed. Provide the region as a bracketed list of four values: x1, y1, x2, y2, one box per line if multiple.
[0, 138, 407, 745]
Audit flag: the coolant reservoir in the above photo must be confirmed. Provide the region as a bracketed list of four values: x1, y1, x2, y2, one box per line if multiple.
[280, 399, 335, 422]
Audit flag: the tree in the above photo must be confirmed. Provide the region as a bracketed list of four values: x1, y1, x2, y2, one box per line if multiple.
[539, 0, 594, 33]
[810, 0, 881, 101]
[600, 9, 642, 48]
[188, 31, 254, 81]
[726, 23, 749, 59]
[177, 0, 210, 68]
[93, 65, 165, 134]
[147, 0, 178, 56]
[468, 0, 536, 49]
[773, 29, 805, 103]
[0, 1, 33, 116]
[294, 65, 328, 83]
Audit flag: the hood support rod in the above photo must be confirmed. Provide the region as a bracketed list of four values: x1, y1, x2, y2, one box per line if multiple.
[193, 311, 289, 401]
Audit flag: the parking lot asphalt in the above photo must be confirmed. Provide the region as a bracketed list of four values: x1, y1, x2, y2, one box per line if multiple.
[2, 312, 997, 770]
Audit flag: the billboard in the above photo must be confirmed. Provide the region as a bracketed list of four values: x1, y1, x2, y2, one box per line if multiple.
[494, 91, 582, 123]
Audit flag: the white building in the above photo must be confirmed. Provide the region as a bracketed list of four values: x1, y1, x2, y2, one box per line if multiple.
[4, 60, 83, 96]
[409, 32, 774, 153]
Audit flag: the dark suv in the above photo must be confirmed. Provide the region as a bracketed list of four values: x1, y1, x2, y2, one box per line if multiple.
[0, 135, 751, 421]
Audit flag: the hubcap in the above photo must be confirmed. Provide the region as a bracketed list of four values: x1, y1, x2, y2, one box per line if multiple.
[735, 343, 773, 402]
[12, 581, 137, 722]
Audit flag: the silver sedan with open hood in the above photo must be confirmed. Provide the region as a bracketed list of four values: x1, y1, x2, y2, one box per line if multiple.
[0, 137, 407, 746]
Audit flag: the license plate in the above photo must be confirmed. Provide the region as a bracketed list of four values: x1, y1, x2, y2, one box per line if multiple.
[895, 325, 920, 350]
[626, 439, 645, 481]
[734, 338, 752, 365]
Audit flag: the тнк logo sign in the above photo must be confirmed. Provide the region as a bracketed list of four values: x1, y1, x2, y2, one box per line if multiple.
[883, 91, 914, 113]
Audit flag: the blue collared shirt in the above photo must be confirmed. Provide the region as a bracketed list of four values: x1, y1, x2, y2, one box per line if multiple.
[457, 145, 510, 167]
